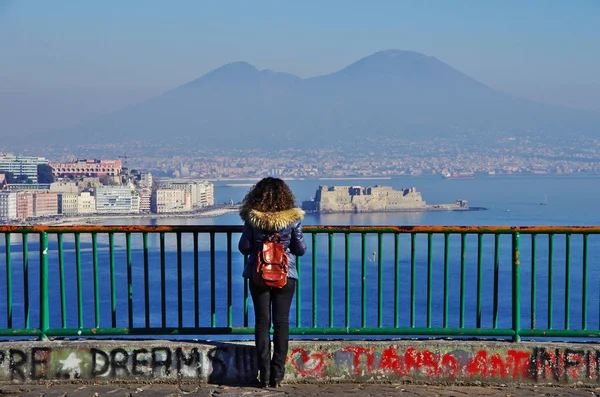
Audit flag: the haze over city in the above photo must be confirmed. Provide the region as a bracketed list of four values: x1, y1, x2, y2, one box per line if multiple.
[1, 0, 599, 146]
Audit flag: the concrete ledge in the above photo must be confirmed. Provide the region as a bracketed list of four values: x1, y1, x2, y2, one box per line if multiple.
[0, 340, 599, 386]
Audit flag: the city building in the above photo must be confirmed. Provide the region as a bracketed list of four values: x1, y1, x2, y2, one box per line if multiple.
[131, 194, 140, 213]
[0, 155, 48, 183]
[95, 186, 139, 214]
[49, 159, 122, 178]
[197, 181, 214, 207]
[33, 192, 59, 217]
[161, 180, 214, 208]
[139, 172, 153, 187]
[151, 188, 191, 213]
[16, 192, 34, 220]
[77, 192, 96, 214]
[0, 191, 17, 222]
[6, 184, 51, 191]
[58, 193, 78, 216]
[138, 188, 152, 213]
[50, 181, 79, 194]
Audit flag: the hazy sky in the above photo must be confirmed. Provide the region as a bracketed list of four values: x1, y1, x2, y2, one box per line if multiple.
[1, 0, 599, 137]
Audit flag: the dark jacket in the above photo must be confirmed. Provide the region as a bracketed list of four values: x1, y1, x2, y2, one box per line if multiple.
[238, 207, 307, 280]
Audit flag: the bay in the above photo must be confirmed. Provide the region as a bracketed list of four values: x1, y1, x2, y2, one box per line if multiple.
[2, 175, 600, 339]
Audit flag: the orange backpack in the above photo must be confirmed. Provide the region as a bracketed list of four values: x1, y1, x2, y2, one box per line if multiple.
[254, 233, 288, 288]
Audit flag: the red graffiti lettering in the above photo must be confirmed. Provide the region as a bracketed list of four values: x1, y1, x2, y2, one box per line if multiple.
[289, 348, 325, 378]
[541, 350, 556, 380]
[342, 346, 375, 376]
[403, 348, 450, 378]
[489, 353, 507, 377]
[404, 347, 420, 373]
[467, 350, 489, 377]
[506, 350, 531, 379]
[566, 352, 584, 380]
[468, 350, 530, 380]
[558, 350, 565, 380]
[441, 354, 457, 378]
[379, 348, 405, 376]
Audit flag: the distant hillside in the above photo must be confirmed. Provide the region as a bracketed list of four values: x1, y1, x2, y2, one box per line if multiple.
[46, 50, 599, 149]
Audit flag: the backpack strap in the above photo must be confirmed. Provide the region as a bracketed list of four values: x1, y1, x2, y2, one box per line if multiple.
[266, 232, 282, 243]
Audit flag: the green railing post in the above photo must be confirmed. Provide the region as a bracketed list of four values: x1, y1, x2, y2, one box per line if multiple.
[5, 233, 12, 329]
[443, 233, 449, 328]
[512, 231, 521, 342]
[460, 233, 466, 328]
[345, 233, 350, 328]
[329, 232, 334, 328]
[313, 233, 318, 328]
[58, 233, 67, 329]
[564, 233, 571, 330]
[39, 232, 49, 340]
[582, 233, 588, 330]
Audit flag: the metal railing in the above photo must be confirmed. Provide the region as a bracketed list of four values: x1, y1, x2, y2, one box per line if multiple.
[1, 225, 599, 341]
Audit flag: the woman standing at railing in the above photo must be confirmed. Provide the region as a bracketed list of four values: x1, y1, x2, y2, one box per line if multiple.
[238, 177, 307, 388]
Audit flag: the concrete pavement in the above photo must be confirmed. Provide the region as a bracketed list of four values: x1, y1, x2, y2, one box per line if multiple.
[1, 383, 600, 397]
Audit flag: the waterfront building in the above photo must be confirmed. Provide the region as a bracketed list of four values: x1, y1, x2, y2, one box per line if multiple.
[161, 180, 214, 208]
[49, 159, 122, 178]
[0, 155, 48, 183]
[95, 186, 138, 214]
[33, 192, 59, 217]
[151, 188, 191, 213]
[16, 192, 34, 220]
[77, 192, 96, 214]
[0, 191, 17, 222]
[197, 181, 215, 207]
[58, 193, 78, 216]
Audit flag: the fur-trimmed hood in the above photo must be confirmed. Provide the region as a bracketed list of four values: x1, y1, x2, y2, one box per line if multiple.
[240, 207, 305, 231]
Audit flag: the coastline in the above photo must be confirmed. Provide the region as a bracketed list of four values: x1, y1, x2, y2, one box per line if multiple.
[18, 207, 239, 226]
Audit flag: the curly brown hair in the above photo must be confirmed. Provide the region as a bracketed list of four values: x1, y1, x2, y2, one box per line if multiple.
[241, 177, 296, 212]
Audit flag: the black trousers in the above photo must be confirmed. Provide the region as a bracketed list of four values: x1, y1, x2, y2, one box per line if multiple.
[249, 277, 296, 383]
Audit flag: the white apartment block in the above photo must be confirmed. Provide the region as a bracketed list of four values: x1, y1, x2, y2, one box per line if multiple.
[0, 191, 17, 222]
[197, 181, 214, 207]
[58, 193, 78, 216]
[131, 194, 140, 213]
[95, 186, 139, 214]
[161, 180, 214, 208]
[138, 188, 152, 213]
[77, 192, 96, 214]
[0, 155, 48, 184]
[151, 189, 192, 213]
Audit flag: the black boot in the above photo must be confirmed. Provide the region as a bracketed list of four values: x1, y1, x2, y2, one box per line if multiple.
[259, 371, 270, 388]
[269, 371, 282, 388]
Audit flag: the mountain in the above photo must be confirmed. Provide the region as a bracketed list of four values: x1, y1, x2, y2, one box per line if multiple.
[44, 50, 599, 148]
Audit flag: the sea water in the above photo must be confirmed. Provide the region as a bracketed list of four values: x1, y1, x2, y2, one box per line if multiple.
[2, 175, 600, 339]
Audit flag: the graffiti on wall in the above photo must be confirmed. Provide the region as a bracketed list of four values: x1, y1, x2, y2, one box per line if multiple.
[0, 345, 255, 383]
[288, 346, 600, 383]
[0, 344, 600, 384]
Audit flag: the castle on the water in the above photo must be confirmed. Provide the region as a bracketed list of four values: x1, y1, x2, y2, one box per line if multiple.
[302, 185, 474, 213]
